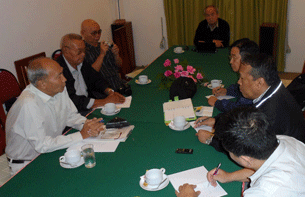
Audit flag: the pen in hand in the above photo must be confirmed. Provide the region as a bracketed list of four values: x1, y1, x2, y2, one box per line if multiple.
[213, 163, 221, 175]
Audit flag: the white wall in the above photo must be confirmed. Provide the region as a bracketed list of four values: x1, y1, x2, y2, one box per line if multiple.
[285, 0, 305, 72]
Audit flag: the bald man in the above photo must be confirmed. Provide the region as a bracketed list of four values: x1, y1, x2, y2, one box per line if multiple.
[5, 57, 104, 176]
[81, 19, 124, 91]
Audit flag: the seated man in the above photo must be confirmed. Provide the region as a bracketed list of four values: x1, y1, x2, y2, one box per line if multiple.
[196, 53, 305, 151]
[5, 57, 104, 176]
[208, 38, 258, 112]
[81, 19, 125, 91]
[177, 107, 305, 196]
[57, 33, 125, 113]
[193, 5, 230, 47]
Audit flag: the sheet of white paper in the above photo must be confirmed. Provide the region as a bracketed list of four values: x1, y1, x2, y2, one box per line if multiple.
[67, 141, 120, 153]
[205, 95, 235, 100]
[189, 121, 213, 132]
[116, 96, 132, 108]
[168, 166, 227, 197]
[194, 106, 214, 117]
[163, 98, 196, 121]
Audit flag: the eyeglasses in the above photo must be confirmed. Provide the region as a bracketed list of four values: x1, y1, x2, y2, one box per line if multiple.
[90, 29, 102, 36]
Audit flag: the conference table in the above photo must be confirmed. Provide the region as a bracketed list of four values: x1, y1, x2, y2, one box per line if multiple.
[0, 46, 242, 196]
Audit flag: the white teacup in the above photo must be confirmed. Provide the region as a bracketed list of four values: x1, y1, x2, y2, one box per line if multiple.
[173, 116, 187, 130]
[104, 103, 116, 114]
[59, 150, 81, 167]
[145, 168, 166, 187]
[211, 79, 222, 88]
[139, 75, 148, 84]
[174, 47, 183, 53]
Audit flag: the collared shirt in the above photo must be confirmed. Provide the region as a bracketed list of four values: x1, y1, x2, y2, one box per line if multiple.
[253, 86, 271, 104]
[208, 20, 219, 32]
[63, 56, 94, 109]
[5, 84, 86, 160]
[84, 41, 124, 91]
[244, 135, 305, 196]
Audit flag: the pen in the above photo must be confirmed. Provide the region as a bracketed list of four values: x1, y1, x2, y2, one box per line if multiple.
[213, 163, 221, 175]
[199, 117, 210, 123]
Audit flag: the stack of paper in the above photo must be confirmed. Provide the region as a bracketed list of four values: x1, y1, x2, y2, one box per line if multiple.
[194, 106, 214, 117]
[168, 166, 227, 197]
[163, 98, 196, 123]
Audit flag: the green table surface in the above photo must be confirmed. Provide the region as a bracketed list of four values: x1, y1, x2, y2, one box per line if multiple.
[0, 46, 242, 197]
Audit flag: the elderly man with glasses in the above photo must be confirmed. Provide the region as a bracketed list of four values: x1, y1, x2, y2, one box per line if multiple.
[81, 19, 124, 91]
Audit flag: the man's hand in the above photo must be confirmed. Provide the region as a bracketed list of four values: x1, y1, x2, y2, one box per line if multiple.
[175, 184, 200, 197]
[195, 130, 213, 144]
[212, 87, 227, 97]
[208, 96, 218, 106]
[111, 44, 120, 56]
[194, 116, 215, 128]
[213, 40, 224, 47]
[80, 118, 104, 139]
[100, 41, 109, 56]
[207, 168, 229, 187]
[105, 92, 125, 104]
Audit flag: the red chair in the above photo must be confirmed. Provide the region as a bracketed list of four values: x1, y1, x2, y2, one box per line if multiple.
[14, 52, 46, 90]
[0, 69, 22, 155]
[52, 49, 62, 61]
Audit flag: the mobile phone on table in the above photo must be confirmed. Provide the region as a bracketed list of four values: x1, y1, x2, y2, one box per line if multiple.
[175, 148, 193, 154]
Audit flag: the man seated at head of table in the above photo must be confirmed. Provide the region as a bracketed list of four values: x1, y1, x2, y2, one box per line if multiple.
[81, 19, 125, 91]
[176, 107, 305, 197]
[56, 33, 125, 114]
[207, 38, 259, 112]
[5, 57, 104, 176]
[195, 53, 305, 152]
[193, 5, 230, 48]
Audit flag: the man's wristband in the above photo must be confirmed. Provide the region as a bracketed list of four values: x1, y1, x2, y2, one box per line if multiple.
[206, 136, 213, 145]
[106, 89, 114, 95]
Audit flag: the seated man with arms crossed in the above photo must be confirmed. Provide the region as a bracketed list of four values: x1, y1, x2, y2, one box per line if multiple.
[208, 38, 258, 112]
[195, 53, 305, 151]
[5, 57, 104, 176]
[81, 19, 125, 91]
[176, 107, 305, 196]
[193, 5, 230, 47]
[57, 33, 125, 114]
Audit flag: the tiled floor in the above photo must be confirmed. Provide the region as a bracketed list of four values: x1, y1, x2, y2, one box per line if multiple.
[0, 153, 11, 186]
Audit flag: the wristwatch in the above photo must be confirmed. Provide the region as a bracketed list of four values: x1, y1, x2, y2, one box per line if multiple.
[205, 136, 213, 145]
[107, 89, 114, 95]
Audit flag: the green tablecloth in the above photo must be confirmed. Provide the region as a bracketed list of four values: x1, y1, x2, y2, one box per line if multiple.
[0, 46, 242, 197]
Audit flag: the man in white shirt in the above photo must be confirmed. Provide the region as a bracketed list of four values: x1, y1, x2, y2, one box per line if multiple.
[5, 57, 104, 176]
[176, 107, 305, 196]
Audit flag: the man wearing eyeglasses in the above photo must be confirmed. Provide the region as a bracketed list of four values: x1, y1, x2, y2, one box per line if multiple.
[81, 19, 124, 91]
[194, 5, 230, 47]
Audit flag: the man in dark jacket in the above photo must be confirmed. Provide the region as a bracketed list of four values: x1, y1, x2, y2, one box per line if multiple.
[57, 33, 125, 113]
[193, 5, 230, 47]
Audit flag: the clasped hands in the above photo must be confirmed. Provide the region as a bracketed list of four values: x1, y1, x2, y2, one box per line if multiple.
[80, 117, 105, 139]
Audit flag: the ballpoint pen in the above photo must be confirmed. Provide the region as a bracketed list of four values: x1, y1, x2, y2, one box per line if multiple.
[213, 163, 222, 175]
[199, 117, 210, 123]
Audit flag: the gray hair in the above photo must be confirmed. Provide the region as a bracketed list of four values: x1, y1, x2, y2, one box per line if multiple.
[60, 33, 83, 49]
[27, 57, 49, 86]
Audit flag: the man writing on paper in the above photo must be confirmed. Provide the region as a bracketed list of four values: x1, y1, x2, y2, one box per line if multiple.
[81, 19, 125, 91]
[57, 33, 125, 114]
[177, 107, 305, 196]
[5, 57, 104, 176]
[207, 38, 258, 112]
[193, 5, 230, 47]
[195, 53, 305, 151]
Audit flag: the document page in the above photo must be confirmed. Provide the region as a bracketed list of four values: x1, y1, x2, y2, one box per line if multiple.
[163, 98, 196, 121]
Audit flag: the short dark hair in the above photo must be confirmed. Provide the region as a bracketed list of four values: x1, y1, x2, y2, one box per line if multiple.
[214, 106, 278, 160]
[242, 53, 280, 86]
[231, 39, 260, 61]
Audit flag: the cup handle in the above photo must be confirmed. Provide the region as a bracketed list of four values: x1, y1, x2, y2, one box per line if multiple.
[59, 156, 65, 163]
[160, 168, 166, 174]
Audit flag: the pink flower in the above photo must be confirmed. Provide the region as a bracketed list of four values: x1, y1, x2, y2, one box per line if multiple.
[187, 65, 196, 74]
[163, 59, 171, 67]
[174, 72, 181, 78]
[196, 73, 203, 80]
[174, 58, 179, 64]
[164, 70, 173, 77]
[181, 71, 189, 77]
[203, 82, 209, 87]
[175, 65, 183, 72]
[188, 75, 197, 83]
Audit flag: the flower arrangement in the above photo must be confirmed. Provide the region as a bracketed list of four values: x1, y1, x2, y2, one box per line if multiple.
[157, 58, 207, 89]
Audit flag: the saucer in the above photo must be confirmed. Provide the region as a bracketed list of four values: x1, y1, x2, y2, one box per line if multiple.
[135, 79, 152, 85]
[207, 84, 224, 90]
[169, 121, 190, 131]
[60, 157, 84, 169]
[174, 50, 184, 54]
[139, 174, 169, 191]
[100, 107, 121, 116]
